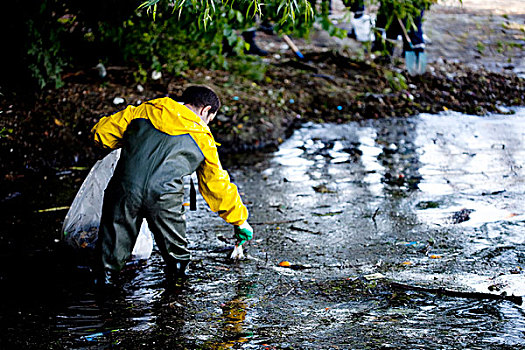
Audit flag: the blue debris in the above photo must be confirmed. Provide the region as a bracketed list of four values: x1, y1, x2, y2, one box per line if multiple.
[82, 329, 119, 342]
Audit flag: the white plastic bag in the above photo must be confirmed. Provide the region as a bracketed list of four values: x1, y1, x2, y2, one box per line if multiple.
[351, 15, 375, 42]
[132, 219, 154, 260]
[62, 149, 154, 260]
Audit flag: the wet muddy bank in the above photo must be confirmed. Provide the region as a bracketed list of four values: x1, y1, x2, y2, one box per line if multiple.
[1, 52, 523, 253]
[1, 51, 523, 176]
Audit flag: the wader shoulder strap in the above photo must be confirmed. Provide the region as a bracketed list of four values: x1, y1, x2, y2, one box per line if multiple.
[190, 177, 197, 211]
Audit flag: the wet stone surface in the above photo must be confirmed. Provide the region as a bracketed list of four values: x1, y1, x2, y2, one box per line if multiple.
[1, 109, 525, 349]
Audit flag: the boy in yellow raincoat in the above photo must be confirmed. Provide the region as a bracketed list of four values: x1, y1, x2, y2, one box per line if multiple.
[91, 86, 253, 286]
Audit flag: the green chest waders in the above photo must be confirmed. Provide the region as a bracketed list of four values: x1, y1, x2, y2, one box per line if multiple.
[99, 119, 205, 272]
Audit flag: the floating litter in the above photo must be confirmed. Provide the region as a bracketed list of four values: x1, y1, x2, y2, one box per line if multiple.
[82, 329, 119, 342]
[364, 273, 385, 280]
[151, 70, 162, 80]
[112, 97, 125, 105]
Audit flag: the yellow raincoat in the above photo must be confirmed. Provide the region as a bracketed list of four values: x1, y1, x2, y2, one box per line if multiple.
[92, 97, 248, 225]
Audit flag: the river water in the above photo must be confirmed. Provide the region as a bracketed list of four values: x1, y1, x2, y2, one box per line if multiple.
[1, 109, 524, 349]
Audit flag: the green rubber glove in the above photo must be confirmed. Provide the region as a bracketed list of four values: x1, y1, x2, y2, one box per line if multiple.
[234, 221, 253, 246]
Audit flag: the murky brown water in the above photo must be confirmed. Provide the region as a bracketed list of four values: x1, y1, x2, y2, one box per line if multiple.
[1, 109, 524, 349]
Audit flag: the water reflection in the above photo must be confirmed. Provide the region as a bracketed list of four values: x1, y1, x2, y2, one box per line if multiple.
[259, 108, 525, 346]
[201, 277, 258, 349]
[3, 109, 525, 348]
[274, 109, 525, 231]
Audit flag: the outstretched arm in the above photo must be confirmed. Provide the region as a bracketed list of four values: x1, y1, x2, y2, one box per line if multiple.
[196, 150, 249, 225]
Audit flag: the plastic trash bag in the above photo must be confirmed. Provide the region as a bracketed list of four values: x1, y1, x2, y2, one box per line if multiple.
[132, 219, 154, 260]
[62, 149, 154, 260]
[351, 14, 375, 42]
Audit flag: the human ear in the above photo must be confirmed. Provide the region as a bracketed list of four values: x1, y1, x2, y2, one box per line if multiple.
[201, 105, 212, 117]
[201, 106, 213, 123]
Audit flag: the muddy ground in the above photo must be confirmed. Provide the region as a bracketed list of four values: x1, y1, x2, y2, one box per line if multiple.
[1, 1, 524, 176]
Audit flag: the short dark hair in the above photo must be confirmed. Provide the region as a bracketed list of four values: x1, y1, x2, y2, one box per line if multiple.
[181, 85, 221, 114]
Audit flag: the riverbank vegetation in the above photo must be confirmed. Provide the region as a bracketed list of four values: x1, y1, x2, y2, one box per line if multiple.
[1, 0, 523, 177]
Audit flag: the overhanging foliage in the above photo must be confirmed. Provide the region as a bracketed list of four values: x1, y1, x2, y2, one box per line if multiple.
[0, 0, 455, 92]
